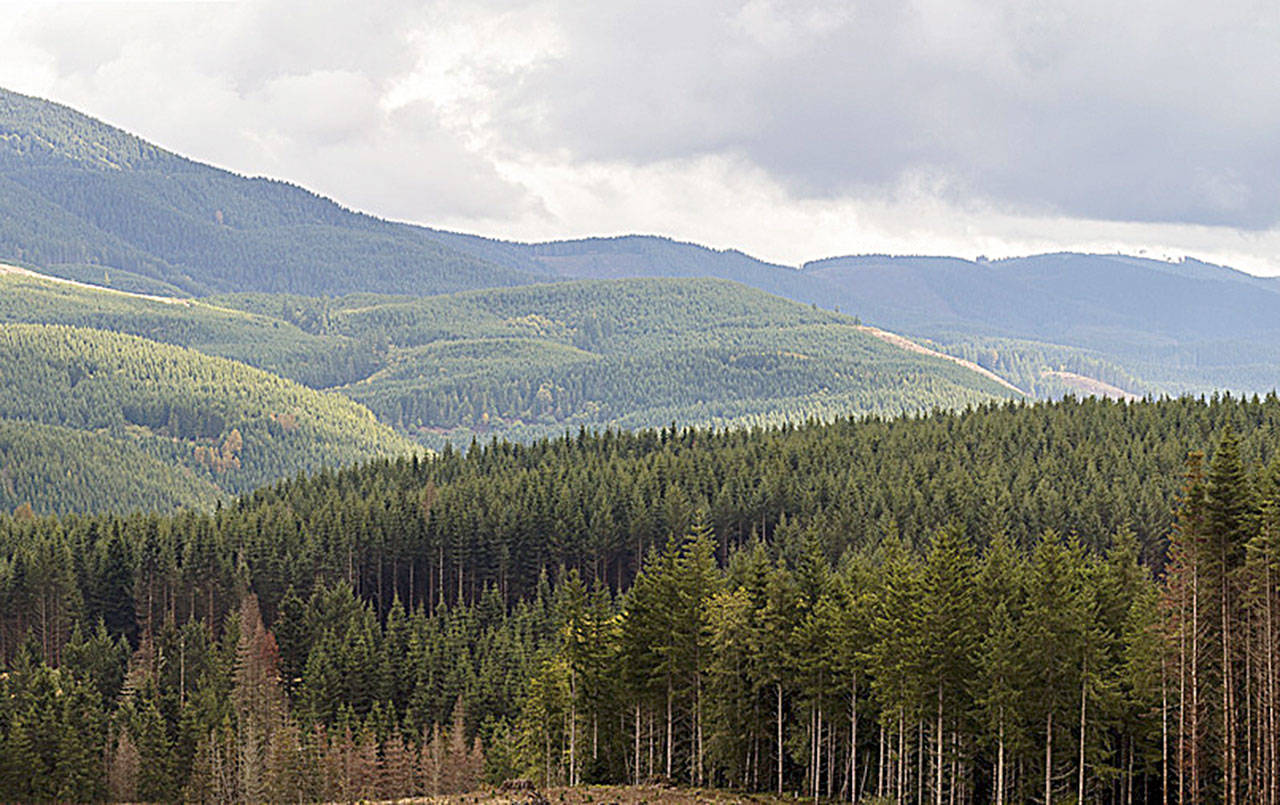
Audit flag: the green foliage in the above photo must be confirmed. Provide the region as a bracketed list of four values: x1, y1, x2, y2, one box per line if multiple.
[224, 278, 1019, 445]
[0, 393, 1278, 799]
[0, 272, 1019, 453]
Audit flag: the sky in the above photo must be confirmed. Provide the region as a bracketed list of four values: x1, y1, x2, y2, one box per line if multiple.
[3, 0, 1280, 274]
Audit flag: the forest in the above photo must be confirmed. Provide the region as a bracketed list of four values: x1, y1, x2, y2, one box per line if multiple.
[0, 395, 1278, 802]
[0, 272, 1016, 451]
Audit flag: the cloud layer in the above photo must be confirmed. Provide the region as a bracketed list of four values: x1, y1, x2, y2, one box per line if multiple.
[3, 0, 1280, 273]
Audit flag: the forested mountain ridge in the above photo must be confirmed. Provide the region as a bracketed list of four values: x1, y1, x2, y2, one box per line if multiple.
[798, 252, 1280, 393]
[0, 269, 1020, 449]
[0, 87, 539, 295]
[0, 419, 222, 512]
[0, 395, 1276, 801]
[282, 278, 1019, 443]
[0, 322, 415, 511]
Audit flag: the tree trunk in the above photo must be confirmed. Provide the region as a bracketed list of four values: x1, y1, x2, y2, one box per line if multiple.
[850, 676, 858, 804]
[777, 682, 784, 796]
[1078, 663, 1087, 805]
[878, 721, 885, 800]
[936, 684, 945, 805]
[1223, 575, 1234, 805]
[897, 710, 906, 805]
[569, 668, 577, 786]
[696, 671, 704, 786]
[1044, 708, 1053, 805]
[1162, 657, 1169, 805]
[815, 706, 823, 801]
[666, 676, 673, 780]
[1191, 569, 1200, 802]
[996, 717, 1005, 805]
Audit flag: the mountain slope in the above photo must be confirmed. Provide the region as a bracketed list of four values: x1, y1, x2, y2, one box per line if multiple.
[432, 234, 1280, 398]
[7, 86, 1278, 401]
[0, 266, 1018, 448]
[216, 278, 1020, 445]
[0, 419, 222, 513]
[0, 87, 541, 295]
[0, 323, 415, 508]
[0, 266, 378, 389]
[798, 252, 1280, 394]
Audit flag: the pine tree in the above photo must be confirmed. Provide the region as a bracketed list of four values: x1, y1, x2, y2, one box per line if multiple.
[974, 531, 1026, 805]
[1202, 430, 1255, 802]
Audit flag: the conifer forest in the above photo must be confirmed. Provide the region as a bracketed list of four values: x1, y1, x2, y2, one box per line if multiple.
[0, 395, 1275, 802]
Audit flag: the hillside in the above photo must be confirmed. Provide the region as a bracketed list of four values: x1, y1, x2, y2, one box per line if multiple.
[0, 419, 222, 512]
[408, 233, 1280, 398]
[428, 237, 1280, 398]
[0, 269, 1018, 449]
[0, 323, 414, 510]
[211, 278, 1020, 445]
[0, 87, 539, 295]
[0, 268, 377, 388]
[798, 252, 1280, 395]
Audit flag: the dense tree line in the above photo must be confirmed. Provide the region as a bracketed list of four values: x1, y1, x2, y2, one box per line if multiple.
[0, 395, 1279, 800]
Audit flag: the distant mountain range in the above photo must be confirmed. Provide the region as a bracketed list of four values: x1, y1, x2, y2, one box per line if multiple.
[0, 83, 1278, 510]
[4, 86, 1276, 402]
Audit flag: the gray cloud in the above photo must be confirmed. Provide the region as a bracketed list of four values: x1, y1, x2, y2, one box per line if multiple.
[9, 0, 535, 221]
[500, 0, 1280, 228]
[4, 0, 1280, 268]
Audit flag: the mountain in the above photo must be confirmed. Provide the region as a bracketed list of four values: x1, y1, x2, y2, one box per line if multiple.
[797, 252, 1280, 395]
[0, 87, 540, 296]
[5, 85, 1278, 405]
[0, 270, 1016, 448]
[414, 234, 1280, 398]
[0, 322, 415, 511]
[303, 277, 1018, 443]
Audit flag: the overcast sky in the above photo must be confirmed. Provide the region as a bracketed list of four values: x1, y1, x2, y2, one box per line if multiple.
[3, 0, 1280, 274]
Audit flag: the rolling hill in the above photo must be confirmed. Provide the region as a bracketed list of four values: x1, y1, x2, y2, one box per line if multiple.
[310, 278, 1021, 444]
[0, 419, 222, 513]
[0, 270, 1019, 448]
[430, 237, 1280, 399]
[0, 322, 415, 512]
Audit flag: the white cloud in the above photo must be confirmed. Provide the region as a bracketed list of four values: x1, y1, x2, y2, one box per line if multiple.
[3, 0, 1280, 274]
